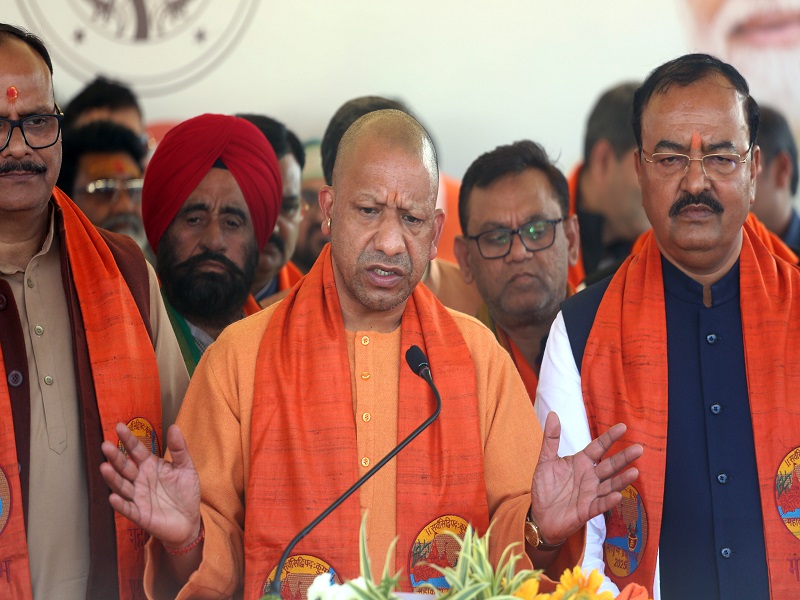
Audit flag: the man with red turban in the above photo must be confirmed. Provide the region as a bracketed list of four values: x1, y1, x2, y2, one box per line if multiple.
[142, 113, 282, 375]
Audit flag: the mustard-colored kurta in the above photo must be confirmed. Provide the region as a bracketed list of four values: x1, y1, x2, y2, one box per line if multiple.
[145, 302, 541, 599]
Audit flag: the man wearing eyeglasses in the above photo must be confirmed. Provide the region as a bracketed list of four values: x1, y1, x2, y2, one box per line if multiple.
[454, 140, 579, 404]
[0, 23, 188, 600]
[537, 54, 800, 598]
[57, 120, 149, 255]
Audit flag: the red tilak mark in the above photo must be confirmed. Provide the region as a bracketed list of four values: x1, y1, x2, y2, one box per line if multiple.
[6, 86, 18, 102]
[690, 130, 702, 150]
[113, 159, 125, 174]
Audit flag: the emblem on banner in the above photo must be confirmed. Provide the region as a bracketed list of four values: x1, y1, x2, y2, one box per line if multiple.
[604, 484, 648, 578]
[775, 446, 800, 541]
[0, 465, 11, 537]
[120, 417, 161, 457]
[264, 554, 342, 600]
[16, 0, 259, 96]
[408, 515, 469, 593]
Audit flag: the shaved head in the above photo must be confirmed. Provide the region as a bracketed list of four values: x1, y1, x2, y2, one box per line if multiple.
[333, 109, 439, 202]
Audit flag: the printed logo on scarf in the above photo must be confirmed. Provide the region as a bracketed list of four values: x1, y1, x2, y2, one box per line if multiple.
[604, 484, 648, 577]
[408, 515, 468, 593]
[0, 465, 11, 537]
[264, 554, 342, 600]
[775, 446, 800, 541]
[119, 417, 161, 458]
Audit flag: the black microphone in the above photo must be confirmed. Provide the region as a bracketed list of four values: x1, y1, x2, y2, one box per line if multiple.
[267, 344, 442, 597]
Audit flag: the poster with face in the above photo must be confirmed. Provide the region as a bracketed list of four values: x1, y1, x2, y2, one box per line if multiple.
[682, 1, 800, 140]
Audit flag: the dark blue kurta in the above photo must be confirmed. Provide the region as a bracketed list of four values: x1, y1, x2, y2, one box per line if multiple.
[659, 257, 769, 599]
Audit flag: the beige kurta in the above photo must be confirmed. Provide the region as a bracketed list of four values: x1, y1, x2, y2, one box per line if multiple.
[0, 208, 189, 600]
[145, 300, 542, 599]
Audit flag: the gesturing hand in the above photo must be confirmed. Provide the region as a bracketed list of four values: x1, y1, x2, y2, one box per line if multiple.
[100, 422, 202, 549]
[530, 412, 643, 545]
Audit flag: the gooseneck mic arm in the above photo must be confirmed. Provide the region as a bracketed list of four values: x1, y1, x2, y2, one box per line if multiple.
[267, 345, 442, 597]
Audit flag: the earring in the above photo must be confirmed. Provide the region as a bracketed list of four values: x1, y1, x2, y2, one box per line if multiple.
[327, 218, 331, 228]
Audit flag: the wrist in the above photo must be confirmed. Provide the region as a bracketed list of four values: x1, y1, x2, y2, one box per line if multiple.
[525, 511, 564, 552]
[163, 521, 204, 556]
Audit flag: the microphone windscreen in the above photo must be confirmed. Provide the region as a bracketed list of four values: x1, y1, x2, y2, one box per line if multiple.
[405, 345, 429, 377]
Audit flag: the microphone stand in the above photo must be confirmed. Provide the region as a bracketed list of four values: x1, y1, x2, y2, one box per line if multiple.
[266, 345, 441, 597]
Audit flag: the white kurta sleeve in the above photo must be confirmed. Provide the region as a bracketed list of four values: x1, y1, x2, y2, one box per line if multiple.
[534, 311, 619, 596]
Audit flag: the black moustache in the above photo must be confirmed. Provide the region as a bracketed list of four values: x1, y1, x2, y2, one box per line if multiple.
[669, 192, 724, 217]
[0, 161, 47, 175]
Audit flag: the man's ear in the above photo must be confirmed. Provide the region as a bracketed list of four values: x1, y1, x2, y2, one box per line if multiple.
[428, 209, 445, 261]
[587, 139, 615, 181]
[749, 145, 761, 207]
[320, 185, 334, 235]
[453, 235, 475, 284]
[563, 214, 580, 266]
[773, 150, 794, 191]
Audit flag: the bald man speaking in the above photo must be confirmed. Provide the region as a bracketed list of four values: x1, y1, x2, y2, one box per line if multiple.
[100, 110, 642, 600]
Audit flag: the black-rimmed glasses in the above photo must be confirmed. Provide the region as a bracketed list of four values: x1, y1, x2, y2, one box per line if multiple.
[0, 111, 64, 152]
[466, 217, 565, 259]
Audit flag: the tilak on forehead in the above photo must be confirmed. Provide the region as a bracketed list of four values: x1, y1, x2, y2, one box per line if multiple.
[6, 86, 18, 102]
[690, 130, 703, 149]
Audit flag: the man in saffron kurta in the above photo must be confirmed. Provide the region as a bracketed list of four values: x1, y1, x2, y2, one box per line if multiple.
[101, 109, 643, 600]
[537, 54, 800, 599]
[141, 114, 282, 375]
[0, 25, 188, 600]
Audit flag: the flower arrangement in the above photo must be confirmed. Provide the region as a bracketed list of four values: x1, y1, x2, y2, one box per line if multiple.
[301, 517, 645, 600]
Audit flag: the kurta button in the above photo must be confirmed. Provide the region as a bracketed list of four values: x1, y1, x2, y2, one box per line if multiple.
[362, 412, 371, 422]
[710, 403, 722, 415]
[361, 372, 370, 380]
[26, 277, 34, 288]
[361, 336, 369, 346]
[706, 333, 717, 344]
[7, 370, 23, 387]
[721, 547, 732, 558]
[0, 294, 6, 310]
[361, 457, 370, 467]
[43, 375, 54, 385]
[34, 325, 44, 336]
[717, 472, 728, 484]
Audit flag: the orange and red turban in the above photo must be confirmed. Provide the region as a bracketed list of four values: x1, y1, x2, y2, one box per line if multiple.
[142, 113, 281, 252]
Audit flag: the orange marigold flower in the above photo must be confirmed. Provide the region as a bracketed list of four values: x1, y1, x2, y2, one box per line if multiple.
[549, 567, 614, 600]
[513, 577, 543, 600]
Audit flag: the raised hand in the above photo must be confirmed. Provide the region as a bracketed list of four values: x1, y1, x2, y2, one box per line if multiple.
[530, 412, 643, 544]
[100, 422, 202, 549]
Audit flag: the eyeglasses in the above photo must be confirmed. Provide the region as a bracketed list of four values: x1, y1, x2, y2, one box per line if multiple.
[78, 178, 144, 204]
[0, 110, 64, 152]
[466, 217, 565, 259]
[640, 145, 752, 180]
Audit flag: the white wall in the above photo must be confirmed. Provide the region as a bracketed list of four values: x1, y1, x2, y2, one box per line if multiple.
[4, 1, 691, 177]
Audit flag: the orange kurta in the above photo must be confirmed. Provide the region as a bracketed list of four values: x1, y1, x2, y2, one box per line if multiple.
[581, 222, 800, 596]
[245, 245, 490, 596]
[145, 257, 542, 599]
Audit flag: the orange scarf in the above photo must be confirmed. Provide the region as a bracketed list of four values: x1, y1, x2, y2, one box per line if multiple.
[244, 245, 489, 597]
[277, 261, 304, 292]
[0, 189, 161, 599]
[582, 221, 800, 596]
